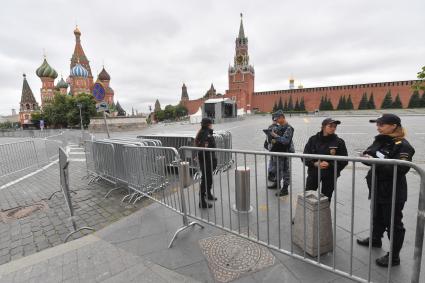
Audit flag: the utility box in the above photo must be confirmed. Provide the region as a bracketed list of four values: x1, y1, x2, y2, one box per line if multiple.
[293, 191, 333, 257]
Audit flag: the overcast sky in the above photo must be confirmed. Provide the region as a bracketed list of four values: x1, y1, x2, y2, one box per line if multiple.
[1, 0, 424, 116]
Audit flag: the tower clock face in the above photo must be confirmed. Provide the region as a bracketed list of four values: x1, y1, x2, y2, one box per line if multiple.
[93, 83, 105, 101]
[236, 55, 243, 64]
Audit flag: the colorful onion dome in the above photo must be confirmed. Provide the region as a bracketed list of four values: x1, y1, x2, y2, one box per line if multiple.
[56, 77, 68, 89]
[98, 67, 110, 81]
[71, 63, 89, 78]
[36, 58, 58, 79]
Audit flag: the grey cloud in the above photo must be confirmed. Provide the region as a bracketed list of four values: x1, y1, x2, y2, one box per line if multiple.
[1, 0, 424, 115]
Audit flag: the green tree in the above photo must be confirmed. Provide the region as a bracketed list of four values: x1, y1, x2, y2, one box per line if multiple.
[413, 66, 425, 92]
[30, 111, 43, 127]
[337, 96, 346, 110]
[154, 109, 165, 121]
[287, 95, 294, 111]
[381, 91, 393, 109]
[272, 101, 278, 112]
[358, 93, 368, 109]
[392, 94, 403, 109]
[326, 97, 334, 110]
[299, 97, 306, 111]
[346, 95, 354, 110]
[408, 90, 421, 108]
[319, 96, 325, 110]
[277, 97, 284, 111]
[294, 99, 300, 111]
[175, 104, 188, 118]
[283, 100, 288, 111]
[164, 105, 176, 120]
[367, 93, 376, 109]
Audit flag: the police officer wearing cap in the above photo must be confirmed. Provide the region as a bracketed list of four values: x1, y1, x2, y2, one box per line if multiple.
[303, 118, 348, 202]
[195, 117, 218, 209]
[267, 110, 295, 197]
[356, 114, 415, 267]
[264, 112, 279, 186]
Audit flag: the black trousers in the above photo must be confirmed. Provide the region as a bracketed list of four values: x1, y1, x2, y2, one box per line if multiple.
[306, 170, 336, 201]
[199, 159, 213, 201]
[372, 202, 405, 257]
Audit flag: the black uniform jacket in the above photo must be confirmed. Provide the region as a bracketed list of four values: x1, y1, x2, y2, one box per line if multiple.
[364, 134, 415, 203]
[195, 128, 217, 169]
[303, 132, 348, 177]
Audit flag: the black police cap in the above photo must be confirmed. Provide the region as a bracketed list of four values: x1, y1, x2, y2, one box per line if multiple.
[369, 114, 401, 126]
[322, 118, 341, 126]
[201, 117, 213, 126]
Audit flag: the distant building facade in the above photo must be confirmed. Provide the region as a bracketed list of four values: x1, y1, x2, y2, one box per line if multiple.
[181, 15, 422, 114]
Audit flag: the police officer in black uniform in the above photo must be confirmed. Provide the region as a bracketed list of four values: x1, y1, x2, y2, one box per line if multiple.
[303, 118, 348, 202]
[264, 112, 279, 187]
[357, 114, 415, 267]
[195, 118, 218, 209]
[267, 110, 295, 197]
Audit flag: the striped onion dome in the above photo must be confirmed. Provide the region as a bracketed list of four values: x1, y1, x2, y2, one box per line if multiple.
[36, 58, 58, 79]
[71, 63, 89, 78]
[56, 77, 68, 89]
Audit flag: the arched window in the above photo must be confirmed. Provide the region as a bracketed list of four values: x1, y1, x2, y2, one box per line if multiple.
[26, 104, 30, 110]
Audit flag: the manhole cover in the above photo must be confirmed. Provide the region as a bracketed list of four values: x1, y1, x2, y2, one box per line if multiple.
[0, 201, 48, 222]
[199, 234, 275, 282]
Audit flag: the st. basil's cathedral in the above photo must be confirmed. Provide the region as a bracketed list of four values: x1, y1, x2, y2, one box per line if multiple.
[19, 26, 115, 126]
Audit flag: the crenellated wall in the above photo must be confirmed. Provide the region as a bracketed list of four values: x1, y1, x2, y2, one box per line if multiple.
[252, 80, 421, 112]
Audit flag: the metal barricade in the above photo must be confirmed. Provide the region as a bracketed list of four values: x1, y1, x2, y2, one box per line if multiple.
[178, 146, 425, 283]
[56, 147, 94, 242]
[0, 140, 40, 178]
[138, 132, 233, 174]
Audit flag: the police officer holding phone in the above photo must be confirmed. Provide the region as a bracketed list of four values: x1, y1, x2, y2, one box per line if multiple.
[357, 114, 415, 267]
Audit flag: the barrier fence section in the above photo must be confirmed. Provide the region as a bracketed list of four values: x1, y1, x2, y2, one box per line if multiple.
[0, 132, 66, 181]
[57, 147, 94, 242]
[138, 131, 233, 174]
[178, 146, 425, 283]
[84, 138, 204, 247]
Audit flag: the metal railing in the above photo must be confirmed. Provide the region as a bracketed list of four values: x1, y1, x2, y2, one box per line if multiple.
[0, 133, 66, 180]
[83, 136, 424, 282]
[177, 146, 425, 283]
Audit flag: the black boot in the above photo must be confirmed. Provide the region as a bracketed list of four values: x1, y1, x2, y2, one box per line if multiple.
[275, 183, 289, 197]
[267, 182, 277, 189]
[199, 199, 213, 209]
[376, 253, 400, 267]
[356, 237, 382, 248]
[207, 193, 217, 201]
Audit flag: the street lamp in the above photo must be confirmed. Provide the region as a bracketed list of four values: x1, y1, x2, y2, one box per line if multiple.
[77, 103, 83, 136]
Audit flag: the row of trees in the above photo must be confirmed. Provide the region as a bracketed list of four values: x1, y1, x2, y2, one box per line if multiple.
[272, 96, 306, 112]
[316, 90, 425, 111]
[31, 93, 97, 128]
[154, 103, 188, 122]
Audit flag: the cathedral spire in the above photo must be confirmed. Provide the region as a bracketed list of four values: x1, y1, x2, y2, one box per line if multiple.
[20, 73, 37, 105]
[70, 26, 93, 78]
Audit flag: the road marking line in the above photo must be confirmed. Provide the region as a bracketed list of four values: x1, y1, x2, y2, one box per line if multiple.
[0, 160, 59, 191]
[69, 159, 85, 162]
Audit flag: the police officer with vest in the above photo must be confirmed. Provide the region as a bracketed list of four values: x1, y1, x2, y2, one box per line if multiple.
[303, 118, 348, 202]
[356, 114, 415, 267]
[266, 110, 295, 197]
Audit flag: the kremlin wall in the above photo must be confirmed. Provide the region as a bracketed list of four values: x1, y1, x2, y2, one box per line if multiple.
[181, 15, 422, 115]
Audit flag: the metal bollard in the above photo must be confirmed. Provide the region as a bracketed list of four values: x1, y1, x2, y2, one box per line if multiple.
[232, 166, 253, 213]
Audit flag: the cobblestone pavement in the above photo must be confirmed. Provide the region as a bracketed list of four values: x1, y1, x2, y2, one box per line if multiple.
[0, 143, 145, 266]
